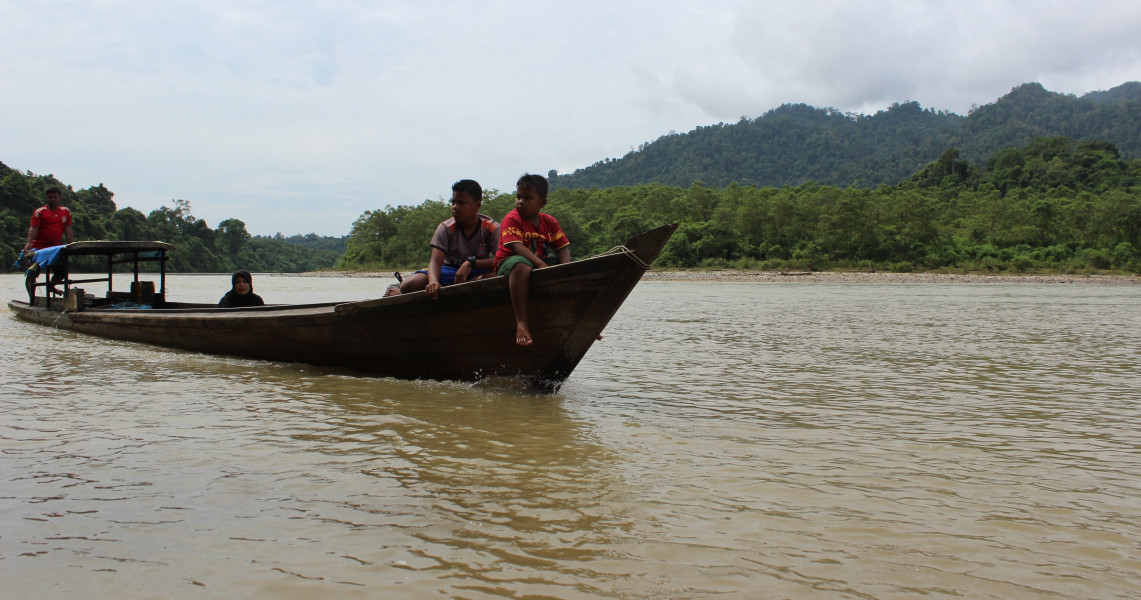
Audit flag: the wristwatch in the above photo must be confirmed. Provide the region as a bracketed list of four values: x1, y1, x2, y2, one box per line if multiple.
[467, 256, 478, 268]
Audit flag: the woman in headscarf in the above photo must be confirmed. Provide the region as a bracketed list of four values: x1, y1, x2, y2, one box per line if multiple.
[218, 270, 265, 308]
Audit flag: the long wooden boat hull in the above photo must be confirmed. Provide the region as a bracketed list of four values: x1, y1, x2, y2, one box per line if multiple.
[8, 225, 677, 391]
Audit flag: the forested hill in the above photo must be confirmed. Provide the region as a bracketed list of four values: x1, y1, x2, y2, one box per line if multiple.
[342, 136, 1141, 274]
[0, 162, 346, 272]
[549, 82, 1141, 191]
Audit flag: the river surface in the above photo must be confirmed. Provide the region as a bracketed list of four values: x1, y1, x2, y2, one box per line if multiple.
[2, 273, 1140, 599]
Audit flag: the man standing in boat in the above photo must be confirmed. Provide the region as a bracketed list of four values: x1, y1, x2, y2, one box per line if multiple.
[23, 187, 75, 296]
[24, 187, 74, 251]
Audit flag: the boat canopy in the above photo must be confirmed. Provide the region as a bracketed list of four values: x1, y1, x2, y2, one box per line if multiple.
[60, 241, 174, 256]
[25, 240, 173, 304]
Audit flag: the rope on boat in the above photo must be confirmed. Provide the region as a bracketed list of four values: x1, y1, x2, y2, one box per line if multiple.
[52, 310, 69, 329]
[593, 245, 652, 269]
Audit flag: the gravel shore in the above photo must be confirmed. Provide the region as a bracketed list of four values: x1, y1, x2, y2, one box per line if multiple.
[640, 270, 1139, 284]
[291, 269, 1139, 284]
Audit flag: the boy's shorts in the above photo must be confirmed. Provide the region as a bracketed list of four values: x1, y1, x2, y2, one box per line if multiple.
[496, 255, 538, 277]
[414, 264, 489, 286]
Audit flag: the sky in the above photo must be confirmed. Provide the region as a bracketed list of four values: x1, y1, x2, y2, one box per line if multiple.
[3, 0, 1140, 237]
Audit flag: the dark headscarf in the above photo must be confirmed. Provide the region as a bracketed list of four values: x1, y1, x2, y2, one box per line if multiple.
[218, 270, 265, 308]
[233, 270, 253, 289]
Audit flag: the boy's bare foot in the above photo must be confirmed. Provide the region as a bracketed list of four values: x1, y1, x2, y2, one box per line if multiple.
[516, 322, 533, 346]
[383, 284, 400, 297]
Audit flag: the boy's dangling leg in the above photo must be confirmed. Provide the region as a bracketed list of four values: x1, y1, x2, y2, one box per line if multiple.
[508, 263, 533, 346]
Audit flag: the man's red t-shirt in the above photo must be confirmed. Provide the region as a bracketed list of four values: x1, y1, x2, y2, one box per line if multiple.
[29, 205, 72, 249]
[494, 209, 569, 269]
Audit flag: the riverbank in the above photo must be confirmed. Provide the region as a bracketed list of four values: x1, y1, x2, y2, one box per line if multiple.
[641, 270, 1140, 284]
[292, 269, 1139, 284]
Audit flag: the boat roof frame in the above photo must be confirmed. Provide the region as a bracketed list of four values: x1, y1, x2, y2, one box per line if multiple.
[31, 240, 173, 300]
[60, 240, 174, 256]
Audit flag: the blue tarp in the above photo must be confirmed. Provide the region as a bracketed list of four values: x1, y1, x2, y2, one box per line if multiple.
[28, 245, 66, 267]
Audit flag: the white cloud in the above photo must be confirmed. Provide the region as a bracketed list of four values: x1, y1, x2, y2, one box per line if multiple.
[2, 0, 1138, 236]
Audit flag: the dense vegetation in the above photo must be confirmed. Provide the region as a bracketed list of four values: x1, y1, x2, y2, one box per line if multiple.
[342, 137, 1141, 274]
[7, 82, 1140, 276]
[549, 82, 1141, 191]
[0, 162, 345, 272]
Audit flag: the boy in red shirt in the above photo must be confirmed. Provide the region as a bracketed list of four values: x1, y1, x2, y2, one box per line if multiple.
[493, 174, 571, 346]
[25, 187, 74, 251]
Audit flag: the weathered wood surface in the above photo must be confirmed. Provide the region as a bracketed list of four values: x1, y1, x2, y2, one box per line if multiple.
[8, 225, 677, 390]
[60, 241, 174, 254]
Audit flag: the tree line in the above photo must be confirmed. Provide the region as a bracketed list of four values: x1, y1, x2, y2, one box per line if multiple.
[548, 82, 1141, 192]
[0, 162, 345, 273]
[6, 133, 1138, 276]
[341, 137, 1141, 274]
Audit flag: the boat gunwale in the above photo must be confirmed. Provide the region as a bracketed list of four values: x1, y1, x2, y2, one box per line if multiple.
[8, 224, 679, 389]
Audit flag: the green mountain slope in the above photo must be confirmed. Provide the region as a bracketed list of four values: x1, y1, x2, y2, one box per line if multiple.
[549, 82, 1141, 191]
[0, 163, 345, 272]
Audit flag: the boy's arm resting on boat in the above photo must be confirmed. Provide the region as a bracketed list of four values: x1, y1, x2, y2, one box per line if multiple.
[507, 242, 548, 269]
[425, 248, 446, 299]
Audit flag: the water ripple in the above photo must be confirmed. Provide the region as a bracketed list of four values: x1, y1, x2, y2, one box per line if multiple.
[2, 275, 1140, 598]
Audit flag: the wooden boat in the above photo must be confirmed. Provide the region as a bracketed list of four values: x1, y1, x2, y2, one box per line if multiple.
[8, 224, 677, 391]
